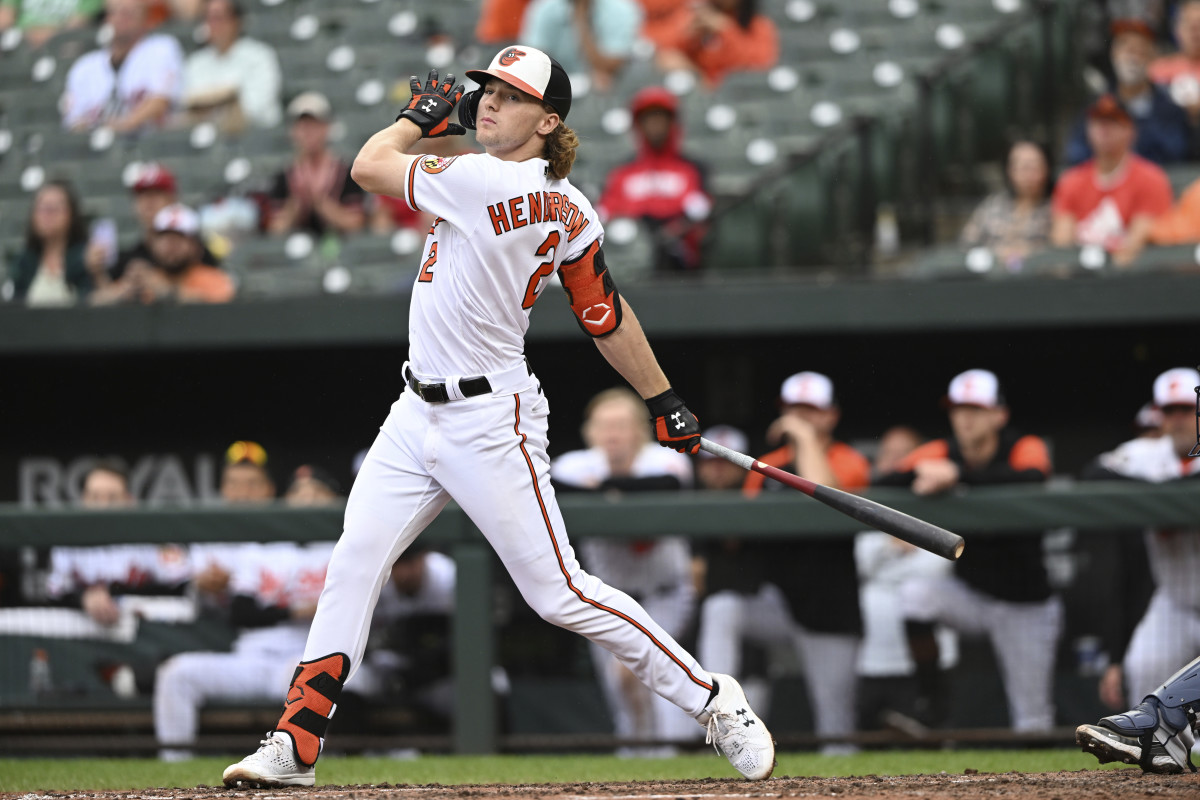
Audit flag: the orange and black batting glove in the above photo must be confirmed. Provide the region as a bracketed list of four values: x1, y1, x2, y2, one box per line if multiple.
[398, 68, 466, 138]
[646, 388, 701, 454]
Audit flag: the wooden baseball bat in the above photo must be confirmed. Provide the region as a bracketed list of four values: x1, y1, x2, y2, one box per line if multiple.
[700, 437, 965, 561]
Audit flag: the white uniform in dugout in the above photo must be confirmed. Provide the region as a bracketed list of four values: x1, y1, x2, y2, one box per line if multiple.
[222, 46, 774, 787]
[1095, 420, 1200, 701]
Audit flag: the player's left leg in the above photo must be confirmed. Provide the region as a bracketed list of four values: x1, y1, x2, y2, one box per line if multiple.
[224, 396, 452, 787]
[1078, 654, 1200, 774]
[435, 386, 774, 779]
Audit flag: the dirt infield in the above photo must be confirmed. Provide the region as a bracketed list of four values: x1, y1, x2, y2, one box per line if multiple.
[5, 770, 1200, 800]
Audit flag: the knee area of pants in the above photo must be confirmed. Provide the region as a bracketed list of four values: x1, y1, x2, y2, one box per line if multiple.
[531, 598, 576, 628]
[156, 655, 188, 687]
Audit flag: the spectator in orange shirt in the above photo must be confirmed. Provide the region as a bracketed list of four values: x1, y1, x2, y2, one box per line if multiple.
[637, 0, 685, 51]
[475, 0, 531, 44]
[741, 371, 868, 754]
[654, 0, 778, 88]
[1149, 0, 1200, 126]
[875, 369, 1061, 732]
[95, 204, 234, 304]
[1051, 94, 1173, 265]
[1149, 175, 1200, 244]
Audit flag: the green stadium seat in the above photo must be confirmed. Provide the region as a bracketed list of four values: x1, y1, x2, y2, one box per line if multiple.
[702, 193, 771, 271]
[234, 264, 325, 299]
[1164, 164, 1200, 198]
[1127, 245, 1200, 274]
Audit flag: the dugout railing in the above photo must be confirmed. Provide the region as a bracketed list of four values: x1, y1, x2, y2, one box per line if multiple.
[1, 480, 1198, 755]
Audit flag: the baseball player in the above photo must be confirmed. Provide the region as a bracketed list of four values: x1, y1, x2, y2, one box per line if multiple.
[875, 369, 1061, 732]
[222, 47, 774, 787]
[156, 541, 334, 760]
[551, 387, 698, 755]
[1077, 366, 1200, 774]
[729, 372, 868, 754]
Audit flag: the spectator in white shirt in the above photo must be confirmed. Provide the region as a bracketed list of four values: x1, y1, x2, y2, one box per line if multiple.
[182, 0, 281, 131]
[61, 0, 183, 133]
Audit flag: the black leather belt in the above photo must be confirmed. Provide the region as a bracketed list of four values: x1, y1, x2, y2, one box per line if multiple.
[405, 366, 492, 403]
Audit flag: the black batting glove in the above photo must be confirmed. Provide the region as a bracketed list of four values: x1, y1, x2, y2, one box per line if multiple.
[646, 388, 701, 455]
[398, 69, 466, 138]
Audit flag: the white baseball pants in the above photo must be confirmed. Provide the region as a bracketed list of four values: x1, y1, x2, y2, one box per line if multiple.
[1123, 589, 1200, 703]
[303, 376, 715, 721]
[699, 583, 859, 743]
[901, 574, 1062, 731]
[155, 638, 379, 756]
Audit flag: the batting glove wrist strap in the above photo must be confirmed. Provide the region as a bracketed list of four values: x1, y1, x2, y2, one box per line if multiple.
[646, 389, 702, 454]
[398, 69, 466, 138]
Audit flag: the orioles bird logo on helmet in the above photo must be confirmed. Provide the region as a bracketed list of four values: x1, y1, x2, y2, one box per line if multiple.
[499, 48, 526, 66]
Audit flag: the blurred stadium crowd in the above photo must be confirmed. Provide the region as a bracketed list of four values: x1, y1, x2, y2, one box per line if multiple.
[2, 0, 1199, 304]
[1, 0, 1199, 759]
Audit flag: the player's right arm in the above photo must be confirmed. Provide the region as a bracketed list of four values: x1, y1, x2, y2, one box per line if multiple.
[352, 70, 466, 198]
[351, 119, 424, 199]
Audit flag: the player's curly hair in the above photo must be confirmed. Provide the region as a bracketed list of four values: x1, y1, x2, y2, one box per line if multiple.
[544, 119, 579, 181]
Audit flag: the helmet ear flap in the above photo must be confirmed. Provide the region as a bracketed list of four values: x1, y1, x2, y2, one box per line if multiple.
[458, 89, 482, 130]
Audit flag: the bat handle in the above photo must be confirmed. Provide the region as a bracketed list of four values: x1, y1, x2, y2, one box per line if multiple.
[699, 437, 756, 470]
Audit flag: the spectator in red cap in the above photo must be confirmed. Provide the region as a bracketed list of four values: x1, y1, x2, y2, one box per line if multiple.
[109, 162, 220, 283]
[95, 203, 234, 304]
[597, 87, 711, 271]
[1051, 93, 1173, 265]
[653, 0, 778, 88]
[1065, 19, 1194, 165]
[1149, 0, 1200, 127]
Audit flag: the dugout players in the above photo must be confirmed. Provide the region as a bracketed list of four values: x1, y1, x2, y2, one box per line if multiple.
[876, 369, 1061, 732]
[731, 371, 869, 753]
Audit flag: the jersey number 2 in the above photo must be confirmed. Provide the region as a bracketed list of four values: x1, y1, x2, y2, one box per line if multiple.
[418, 243, 438, 283]
[521, 231, 560, 309]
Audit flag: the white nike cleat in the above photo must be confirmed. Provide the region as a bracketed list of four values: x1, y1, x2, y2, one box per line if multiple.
[222, 731, 316, 788]
[697, 673, 776, 780]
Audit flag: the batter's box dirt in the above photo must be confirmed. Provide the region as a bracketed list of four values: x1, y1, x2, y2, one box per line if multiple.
[4, 771, 1200, 800]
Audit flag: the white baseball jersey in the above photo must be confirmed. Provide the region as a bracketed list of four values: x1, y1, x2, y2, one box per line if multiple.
[46, 544, 192, 599]
[297, 146, 716, 747]
[402, 152, 601, 378]
[229, 542, 333, 656]
[155, 541, 333, 752]
[1097, 435, 1200, 608]
[854, 532, 957, 676]
[62, 34, 184, 130]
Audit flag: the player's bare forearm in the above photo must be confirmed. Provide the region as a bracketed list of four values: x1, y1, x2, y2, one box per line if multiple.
[593, 302, 672, 399]
[351, 119, 424, 197]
